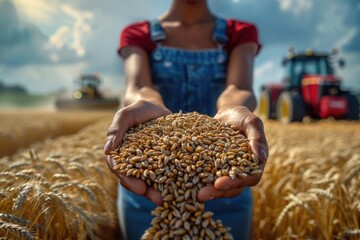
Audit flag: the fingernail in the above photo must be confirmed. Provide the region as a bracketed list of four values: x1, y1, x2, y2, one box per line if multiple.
[221, 184, 231, 190]
[104, 138, 113, 152]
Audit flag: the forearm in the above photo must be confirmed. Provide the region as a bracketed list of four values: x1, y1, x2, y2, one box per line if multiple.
[217, 84, 257, 112]
[124, 86, 165, 107]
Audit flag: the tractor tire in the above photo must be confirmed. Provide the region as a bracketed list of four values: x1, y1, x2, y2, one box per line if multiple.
[276, 91, 306, 123]
[259, 88, 273, 120]
[344, 93, 360, 120]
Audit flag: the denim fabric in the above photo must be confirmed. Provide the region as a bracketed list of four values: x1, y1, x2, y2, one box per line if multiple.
[150, 18, 228, 116]
[118, 186, 252, 240]
[117, 17, 253, 240]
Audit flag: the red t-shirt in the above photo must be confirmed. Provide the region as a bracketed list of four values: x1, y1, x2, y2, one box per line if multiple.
[118, 19, 261, 56]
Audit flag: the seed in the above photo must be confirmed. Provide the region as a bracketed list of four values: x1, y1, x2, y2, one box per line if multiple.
[111, 112, 259, 239]
[205, 228, 216, 239]
[185, 203, 197, 212]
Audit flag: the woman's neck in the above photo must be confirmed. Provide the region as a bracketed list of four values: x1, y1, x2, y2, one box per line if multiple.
[160, 0, 214, 26]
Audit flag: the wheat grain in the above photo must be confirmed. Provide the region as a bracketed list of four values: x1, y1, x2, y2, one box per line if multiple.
[51, 181, 97, 201]
[0, 221, 34, 240]
[12, 184, 33, 211]
[307, 188, 335, 201]
[345, 164, 360, 186]
[43, 158, 67, 173]
[274, 201, 299, 230]
[8, 161, 30, 171]
[341, 229, 360, 238]
[112, 112, 259, 239]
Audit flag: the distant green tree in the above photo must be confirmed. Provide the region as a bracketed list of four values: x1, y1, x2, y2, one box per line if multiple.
[0, 80, 27, 94]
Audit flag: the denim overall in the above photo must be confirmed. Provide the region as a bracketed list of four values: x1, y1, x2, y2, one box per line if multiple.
[117, 18, 253, 240]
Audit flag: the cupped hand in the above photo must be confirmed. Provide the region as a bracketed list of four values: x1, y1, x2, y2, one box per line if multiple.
[104, 99, 171, 155]
[104, 99, 171, 205]
[198, 106, 268, 201]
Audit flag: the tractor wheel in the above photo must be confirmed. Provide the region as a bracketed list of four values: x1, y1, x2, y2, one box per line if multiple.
[259, 89, 273, 120]
[276, 91, 305, 123]
[344, 93, 360, 120]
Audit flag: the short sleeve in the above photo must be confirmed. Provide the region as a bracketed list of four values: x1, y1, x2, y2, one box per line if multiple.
[226, 19, 261, 55]
[118, 21, 155, 56]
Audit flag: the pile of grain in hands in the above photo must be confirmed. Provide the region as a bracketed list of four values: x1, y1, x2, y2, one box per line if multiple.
[111, 112, 262, 240]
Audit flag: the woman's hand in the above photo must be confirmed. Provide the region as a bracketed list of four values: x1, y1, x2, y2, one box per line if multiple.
[104, 99, 171, 205]
[198, 106, 268, 201]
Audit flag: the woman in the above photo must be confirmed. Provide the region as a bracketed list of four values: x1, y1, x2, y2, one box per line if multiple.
[104, 0, 268, 239]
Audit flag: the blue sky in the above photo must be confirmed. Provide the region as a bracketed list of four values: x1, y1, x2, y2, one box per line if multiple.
[0, 0, 359, 97]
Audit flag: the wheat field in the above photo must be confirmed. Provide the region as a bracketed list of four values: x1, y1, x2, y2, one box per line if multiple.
[0, 111, 359, 240]
[0, 111, 112, 157]
[253, 120, 360, 240]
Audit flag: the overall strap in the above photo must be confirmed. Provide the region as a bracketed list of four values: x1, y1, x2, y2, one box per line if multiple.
[149, 19, 166, 43]
[212, 18, 228, 45]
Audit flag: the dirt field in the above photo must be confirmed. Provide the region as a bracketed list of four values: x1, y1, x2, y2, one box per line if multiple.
[0, 110, 359, 239]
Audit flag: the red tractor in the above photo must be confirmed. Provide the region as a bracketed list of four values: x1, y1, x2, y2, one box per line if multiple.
[259, 49, 359, 123]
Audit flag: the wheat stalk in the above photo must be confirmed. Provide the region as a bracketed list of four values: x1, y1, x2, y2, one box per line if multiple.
[274, 201, 300, 230]
[0, 213, 30, 226]
[50, 173, 71, 181]
[0, 221, 34, 240]
[345, 164, 360, 186]
[307, 188, 335, 201]
[12, 184, 33, 211]
[341, 229, 360, 238]
[29, 148, 39, 162]
[8, 161, 30, 171]
[51, 182, 97, 201]
[43, 158, 67, 173]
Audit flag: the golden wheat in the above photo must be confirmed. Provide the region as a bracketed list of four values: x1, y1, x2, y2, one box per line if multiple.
[253, 120, 360, 240]
[0, 113, 119, 239]
[1, 110, 359, 240]
[0, 111, 111, 157]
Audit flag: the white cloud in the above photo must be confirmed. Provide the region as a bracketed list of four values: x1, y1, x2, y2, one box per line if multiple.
[49, 26, 71, 49]
[278, 0, 313, 16]
[53, 4, 93, 57]
[335, 28, 358, 50]
[13, 0, 55, 24]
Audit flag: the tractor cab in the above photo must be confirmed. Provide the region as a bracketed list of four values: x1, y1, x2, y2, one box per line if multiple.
[282, 49, 335, 88]
[73, 74, 103, 100]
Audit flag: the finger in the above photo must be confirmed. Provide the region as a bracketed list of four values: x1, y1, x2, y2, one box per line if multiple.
[197, 185, 245, 202]
[104, 137, 114, 155]
[118, 175, 147, 196]
[144, 187, 163, 206]
[214, 175, 262, 190]
[214, 107, 268, 165]
[104, 133, 124, 155]
[104, 110, 133, 154]
[239, 115, 269, 165]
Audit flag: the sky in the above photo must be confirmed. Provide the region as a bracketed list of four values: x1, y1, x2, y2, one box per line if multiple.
[0, 0, 359, 97]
